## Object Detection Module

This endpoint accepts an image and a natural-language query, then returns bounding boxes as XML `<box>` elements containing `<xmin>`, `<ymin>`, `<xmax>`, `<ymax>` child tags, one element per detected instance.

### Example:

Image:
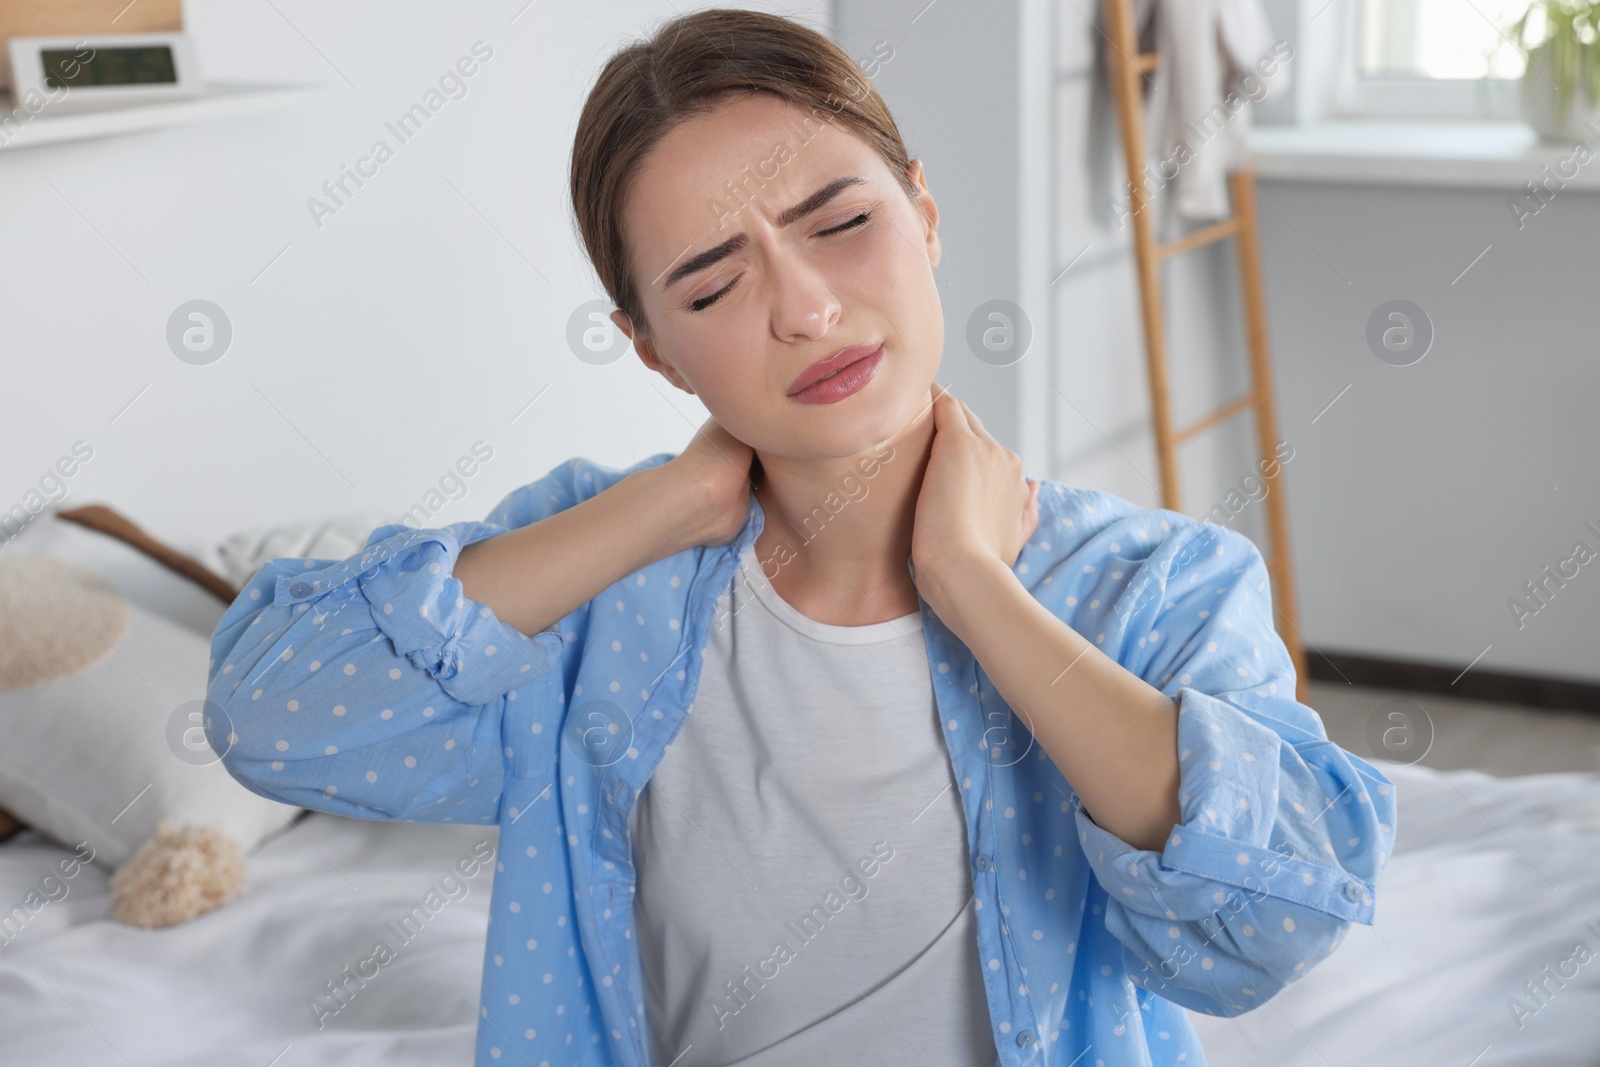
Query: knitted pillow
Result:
<box><xmin>0</xmin><ymin>504</ymin><xmax>304</xmax><ymax>926</ymax></box>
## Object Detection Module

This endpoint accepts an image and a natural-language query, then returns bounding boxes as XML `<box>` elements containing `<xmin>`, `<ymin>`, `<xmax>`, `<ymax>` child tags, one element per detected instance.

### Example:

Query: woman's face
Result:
<box><xmin>612</xmin><ymin>91</ymin><xmax>944</xmax><ymax>460</ymax></box>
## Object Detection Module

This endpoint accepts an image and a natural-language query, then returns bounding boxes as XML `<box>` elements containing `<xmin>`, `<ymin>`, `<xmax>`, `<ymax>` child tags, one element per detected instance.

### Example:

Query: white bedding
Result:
<box><xmin>1188</xmin><ymin>759</ymin><xmax>1600</xmax><ymax>1066</ymax></box>
<box><xmin>0</xmin><ymin>811</ymin><xmax>496</xmax><ymax>1066</ymax></box>
<box><xmin>2</xmin><ymin>758</ymin><xmax>1597</xmax><ymax>1066</ymax></box>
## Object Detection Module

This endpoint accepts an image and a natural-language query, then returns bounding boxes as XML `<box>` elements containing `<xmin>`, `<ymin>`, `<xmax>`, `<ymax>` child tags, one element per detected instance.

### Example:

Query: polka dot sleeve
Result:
<box><xmin>202</xmin><ymin>454</ymin><xmax>680</xmax><ymax>825</ymax></box>
<box><xmin>200</xmin><ymin>453</ymin><xmax>601</xmax><ymax>824</ymax></box>
<box><xmin>351</xmin><ymin>521</ymin><xmax>565</xmax><ymax>707</ymax></box>
<box><xmin>1060</xmin><ymin>517</ymin><xmax>1398</xmax><ymax>1018</ymax></box>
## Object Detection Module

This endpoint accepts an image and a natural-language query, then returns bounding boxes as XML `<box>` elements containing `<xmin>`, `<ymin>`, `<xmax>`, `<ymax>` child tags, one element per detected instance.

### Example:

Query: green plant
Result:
<box><xmin>1510</xmin><ymin>0</ymin><xmax>1600</xmax><ymax>121</ymax></box>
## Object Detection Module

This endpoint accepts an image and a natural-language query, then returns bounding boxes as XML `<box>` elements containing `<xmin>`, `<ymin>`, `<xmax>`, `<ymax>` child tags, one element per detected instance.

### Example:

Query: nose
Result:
<box><xmin>768</xmin><ymin>249</ymin><xmax>839</xmax><ymax>342</ymax></box>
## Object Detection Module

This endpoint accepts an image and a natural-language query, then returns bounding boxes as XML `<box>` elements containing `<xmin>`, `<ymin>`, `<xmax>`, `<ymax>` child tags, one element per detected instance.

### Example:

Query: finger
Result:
<box><xmin>958</xmin><ymin>396</ymin><xmax>1005</xmax><ymax>449</ymax></box>
<box><xmin>933</xmin><ymin>386</ymin><xmax>971</xmax><ymax>434</ymax></box>
<box><xmin>962</xmin><ymin>400</ymin><xmax>998</xmax><ymax>444</ymax></box>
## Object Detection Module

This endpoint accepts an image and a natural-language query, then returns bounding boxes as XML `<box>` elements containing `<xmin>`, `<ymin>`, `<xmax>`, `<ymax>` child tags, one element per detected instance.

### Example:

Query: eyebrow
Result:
<box><xmin>661</xmin><ymin>175</ymin><xmax>867</xmax><ymax>290</ymax></box>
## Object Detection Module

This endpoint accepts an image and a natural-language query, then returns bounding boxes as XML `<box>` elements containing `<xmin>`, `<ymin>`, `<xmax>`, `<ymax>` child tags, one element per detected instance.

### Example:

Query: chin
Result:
<box><xmin>799</xmin><ymin>388</ymin><xmax>919</xmax><ymax>458</ymax></box>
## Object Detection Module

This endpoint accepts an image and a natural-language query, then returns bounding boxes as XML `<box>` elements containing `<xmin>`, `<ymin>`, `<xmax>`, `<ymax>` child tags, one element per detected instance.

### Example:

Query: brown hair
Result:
<box><xmin>569</xmin><ymin>8</ymin><xmax>920</xmax><ymax>339</ymax></box>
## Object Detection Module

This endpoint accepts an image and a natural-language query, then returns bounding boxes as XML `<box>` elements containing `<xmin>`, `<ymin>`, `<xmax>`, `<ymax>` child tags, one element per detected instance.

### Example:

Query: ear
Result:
<box><xmin>906</xmin><ymin>158</ymin><xmax>941</xmax><ymax>272</ymax></box>
<box><xmin>611</xmin><ymin>309</ymin><xmax>696</xmax><ymax>395</ymax></box>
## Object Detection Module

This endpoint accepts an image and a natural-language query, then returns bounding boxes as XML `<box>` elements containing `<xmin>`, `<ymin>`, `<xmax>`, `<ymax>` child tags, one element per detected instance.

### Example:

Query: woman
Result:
<box><xmin>207</xmin><ymin>9</ymin><xmax>1396</xmax><ymax>1066</ymax></box>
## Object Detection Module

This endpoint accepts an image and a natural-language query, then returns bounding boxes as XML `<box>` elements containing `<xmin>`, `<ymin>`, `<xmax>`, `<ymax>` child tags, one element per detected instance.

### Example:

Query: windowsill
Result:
<box><xmin>1246</xmin><ymin>119</ymin><xmax>1600</xmax><ymax>191</ymax></box>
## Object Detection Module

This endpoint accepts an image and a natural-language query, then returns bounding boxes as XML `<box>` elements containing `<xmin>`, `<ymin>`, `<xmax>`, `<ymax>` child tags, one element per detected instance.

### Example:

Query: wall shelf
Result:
<box><xmin>0</xmin><ymin>81</ymin><xmax>332</xmax><ymax>153</ymax></box>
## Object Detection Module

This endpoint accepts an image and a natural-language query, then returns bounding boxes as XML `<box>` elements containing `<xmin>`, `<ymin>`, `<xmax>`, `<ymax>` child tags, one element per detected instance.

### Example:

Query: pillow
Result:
<box><xmin>0</xmin><ymin>505</ymin><xmax>245</xmax><ymax>839</ymax></box>
<box><xmin>0</xmin><ymin>554</ymin><xmax>302</xmax><ymax>923</ymax></box>
<box><xmin>0</xmin><ymin>506</ymin><xmax>304</xmax><ymax>927</ymax></box>
<box><xmin>215</xmin><ymin>512</ymin><xmax>396</xmax><ymax>590</ymax></box>
<box><xmin>2</xmin><ymin>505</ymin><xmax>237</xmax><ymax>639</ymax></box>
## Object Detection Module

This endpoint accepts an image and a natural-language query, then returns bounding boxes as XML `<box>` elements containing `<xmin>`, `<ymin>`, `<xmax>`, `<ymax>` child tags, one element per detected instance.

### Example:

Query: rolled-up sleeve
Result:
<box><xmin>283</xmin><ymin>521</ymin><xmax>563</xmax><ymax>706</ymax></box>
<box><xmin>1065</xmin><ymin>515</ymin><xmax>1397</xmax><ymax>1018</ymax></box>
<box><xmin>205</xmin><ymin>519</ymin><xmax>565</xmax><ymax>825</ymax></box>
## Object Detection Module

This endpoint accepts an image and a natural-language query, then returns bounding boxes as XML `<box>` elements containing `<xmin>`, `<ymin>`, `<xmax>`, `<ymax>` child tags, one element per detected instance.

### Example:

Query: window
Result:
<box><xmin>1335</xmin><ymin>0</ymin><xmax>1534</xmax><ymax>118</ymax></box>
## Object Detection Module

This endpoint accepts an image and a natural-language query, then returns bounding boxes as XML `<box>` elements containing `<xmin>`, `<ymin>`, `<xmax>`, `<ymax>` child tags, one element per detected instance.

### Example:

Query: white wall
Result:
<box><xmin>0</xmin><ymin>0</ymin><xmax>828</xmax><ymax>554</ymax></box>
<box><xmin>1254</xmin><ymin>177</ymin><xmax>1600</xmax><ymax>685</ymax></box>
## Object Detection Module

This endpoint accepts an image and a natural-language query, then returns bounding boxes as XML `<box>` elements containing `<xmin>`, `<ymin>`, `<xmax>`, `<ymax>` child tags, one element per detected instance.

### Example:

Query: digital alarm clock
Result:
<box><xmin>5</xmin><ymin>32</ymin><xmax>203</xmax><ymax>113</ymax></box>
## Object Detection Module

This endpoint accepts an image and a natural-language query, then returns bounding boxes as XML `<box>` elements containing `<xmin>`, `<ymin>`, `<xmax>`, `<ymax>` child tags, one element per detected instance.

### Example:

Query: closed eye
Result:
<box><xmin>686</xmin><ymin>212</ymin><xmax>873</xmax><ymax>313</ymax></box>
<box><xmin>818</xmin><ymin>211</ymin><xmax>871</xmax><ymax>236</ymax></box>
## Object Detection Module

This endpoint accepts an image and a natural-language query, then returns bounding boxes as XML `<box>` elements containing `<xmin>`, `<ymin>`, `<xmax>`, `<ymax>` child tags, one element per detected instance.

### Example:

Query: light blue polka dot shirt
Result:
<box><xmin>206</xmin><ymin>451</ymin><xmax>1397</xmax><ymax>1067</ymax></box>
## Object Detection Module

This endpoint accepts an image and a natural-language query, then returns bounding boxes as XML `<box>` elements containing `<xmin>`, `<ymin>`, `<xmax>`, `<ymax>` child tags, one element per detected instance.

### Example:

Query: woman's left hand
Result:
<box><xmin>911</xmin><ymin>382</ymin><xmax>1041</xmax><ymax>604</ymax></box>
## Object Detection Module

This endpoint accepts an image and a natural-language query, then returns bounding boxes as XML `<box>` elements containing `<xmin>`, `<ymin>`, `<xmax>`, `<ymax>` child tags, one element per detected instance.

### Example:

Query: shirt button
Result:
<box><xmin>975</xmin><ymin>853</ymin><xmax>994</xmax><ymax>872</ymax></box>
<box><xmin>1016</xmin><ymin>1029</ymin><xmax>1036</xmax><ymax>1047</ymax></box>
<box><xmin>1342</xmin><ymin>881</ymin><xmax>1362</xmax><ymax>902</ymax></box>
<box><xmin>290</xmin><ymin>582</ymin><xmax>311</xmax><ymax>597</ymax></box>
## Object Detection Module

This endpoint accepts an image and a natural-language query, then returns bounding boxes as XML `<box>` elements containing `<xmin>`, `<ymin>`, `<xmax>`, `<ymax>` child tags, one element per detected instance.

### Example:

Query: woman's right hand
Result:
<box><xmin>660</xmin><ymin>416</ymin><xmax>756</xmax><ymax>548</ymax></box>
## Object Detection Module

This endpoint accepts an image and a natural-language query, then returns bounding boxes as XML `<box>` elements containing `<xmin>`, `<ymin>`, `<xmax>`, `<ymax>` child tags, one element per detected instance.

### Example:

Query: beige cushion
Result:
<box><xmin>0</xmin><ymin>507</ymin><xmax>301</xmax><ymax>868</ymax></box>
<box><xmin>0</xmin><ymin>577</ymin><xmax>300</xmax><ymax>868</ymax></box>
<box><xmin>0</xmin><ymin>555</ymin><xmax>128</xmax><ymax>690</ymax></box>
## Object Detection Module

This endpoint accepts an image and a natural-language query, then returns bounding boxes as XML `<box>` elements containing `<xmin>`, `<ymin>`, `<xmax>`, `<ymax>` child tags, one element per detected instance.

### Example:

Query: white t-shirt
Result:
<box><xmin>628</xmin><ymin>543</ymin><xmax>998</xmax><ymax>1067</ymax></box>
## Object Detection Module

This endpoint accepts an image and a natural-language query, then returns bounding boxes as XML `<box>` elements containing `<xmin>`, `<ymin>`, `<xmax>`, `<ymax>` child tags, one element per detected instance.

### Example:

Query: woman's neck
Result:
<box><xmin>749</xmin><ymin>409</ymin><xmax>935</xmax><ymax>626</ymax></box>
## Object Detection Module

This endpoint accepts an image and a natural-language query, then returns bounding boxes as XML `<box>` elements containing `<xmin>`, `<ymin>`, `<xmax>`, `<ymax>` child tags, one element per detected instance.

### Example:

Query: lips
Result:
<box><xmin>787</xmin><ymin>342</ymin><xmax>883</xmax><ymax>396</ymax></box>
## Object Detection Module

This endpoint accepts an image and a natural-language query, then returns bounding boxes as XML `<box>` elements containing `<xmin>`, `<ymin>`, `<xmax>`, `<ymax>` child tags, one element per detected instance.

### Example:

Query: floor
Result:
<box><xmin>1306</xmin><ymin>678</ymin><xmax>1600</xmax><ymax>778</ymax></box>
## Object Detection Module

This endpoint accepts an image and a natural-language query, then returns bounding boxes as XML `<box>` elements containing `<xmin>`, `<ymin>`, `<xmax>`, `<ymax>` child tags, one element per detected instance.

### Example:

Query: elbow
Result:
<box><xmin>206</xmin><ymin>616</ymin><xmax>293</xmax><ymax>761</ymax></box>
<box><xmin>1101</xmin><ymin>887</ymin><xmax>1353</xmax><ymax>1020</ymax></box>
<box><xmin>201</xmin><ymin>694</ymin><xmax>300</xmax><ymax>811</ymax></box>
<box><xmin>204</xmin><ymin>595</ymin><xmax>366</xmax><ymax>774</ymax></box>
<box><xmin>1202</xmin><ymin>934</ymin><xmax>1342</xmax><ymax>1019</ymax></box>
<box><xmin>1134</xmin><ymin>951</ymin><xmax>1304</xmax><ymax>1020</ymax></box>
<box><xmin>1142</xmin><ymin>899</ymin><xmax>1352</xmax><ymax>1018</ymax></box>
<box><xmin>1219</xmin><ymin>900</ymin><xmax>1351</xmax><ymax>1011</ymax></box>
<box><xmin>202</xmin><ymin>663</ymin><xmax>291</xmax><ymax>799</ymax></box>
<box><xmin>1128</xmin><ymin>957</ymin><xmax>1267</xmax><ymax>1019</ymax></box>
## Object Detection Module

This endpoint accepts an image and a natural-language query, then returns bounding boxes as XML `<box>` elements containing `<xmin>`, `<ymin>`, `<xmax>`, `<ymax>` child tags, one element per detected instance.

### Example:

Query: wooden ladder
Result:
<box><xmin>1099</xmin><ymin>0</ymin><xmax>1309</xmax><ymax>705</ymax></box>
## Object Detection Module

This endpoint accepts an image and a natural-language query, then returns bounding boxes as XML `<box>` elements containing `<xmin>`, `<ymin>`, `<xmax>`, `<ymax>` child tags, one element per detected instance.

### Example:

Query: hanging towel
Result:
<box><xmin>1130</xmin><ymin>0</ymin><xmax>1291</xmax><ymax>221</ymax></box>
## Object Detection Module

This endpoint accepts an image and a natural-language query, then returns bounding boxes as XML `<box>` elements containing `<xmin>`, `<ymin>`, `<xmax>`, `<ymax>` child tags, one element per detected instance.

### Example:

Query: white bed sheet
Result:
<box><xmin>2</xmin><ymin>759</ymin><xmax>1598</xmax><ymax>1066</ymax></box>
<box><xmin>1187</xmin><ymin>758</ymin><xmax>1600</xmax><ymax>1066</ymax></box>
<box><xmin>0</xmin><ymin>811</ymin><xmax>498</xmax><ymax>1066</ymax></box>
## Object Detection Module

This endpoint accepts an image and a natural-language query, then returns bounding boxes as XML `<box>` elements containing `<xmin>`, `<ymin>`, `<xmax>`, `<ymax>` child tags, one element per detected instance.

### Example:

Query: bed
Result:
<box><xmin>1189</xmin><ymin>758</ymin><xmax>1600</xmax><ymax>1066</ymax></box>
<box><xmin>4</xmin><ymin>755</ymin><xmax>1598</xmax><ymax>1066</ymax></box>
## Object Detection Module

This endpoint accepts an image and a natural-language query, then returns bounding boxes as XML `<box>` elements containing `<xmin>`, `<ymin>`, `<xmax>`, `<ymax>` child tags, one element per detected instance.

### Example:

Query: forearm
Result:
<box><xmin>924</xmin><ymin>556</ymin><xmax>1183</xmax><ymax>852</ymax></box>
<box><xmin>456</xmin><ymin>466</ymin><xmax>703</xmax><ymax>638</ymax></box>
